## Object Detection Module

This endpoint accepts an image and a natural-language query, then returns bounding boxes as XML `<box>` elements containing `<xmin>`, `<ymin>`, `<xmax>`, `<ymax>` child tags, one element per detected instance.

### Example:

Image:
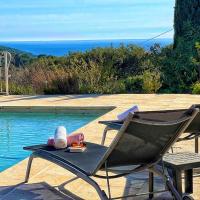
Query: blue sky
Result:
<box><xmin>0</xmin><ymin>0</ymin><xmax>175</xmax><ymax>41</ymax></box>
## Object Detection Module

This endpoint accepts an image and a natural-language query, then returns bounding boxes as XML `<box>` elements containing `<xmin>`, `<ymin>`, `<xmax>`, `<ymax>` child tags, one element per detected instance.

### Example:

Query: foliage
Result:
<box><xmin>0</xmin><ymin>81</ymin><xmax>34</xmax><ymax>95</ymax></box>
<box><xmin>5</xmin><ymin>43</ymin><xmax>199</xmax><ymax>95</ymax></box>
<box><xmin>44</xmin><ymin>71</ymin><xmax>79</xmax><ymax>94</ymax></box>
<box><xmin>0</xmin><ymin>46</ymin><xmax>35</xmax><ymax>67</ymax></box>
<box><xmin>174</xmin><ymin>0</ymin><xmax>200</xmax><ymax>49</ymax></box>
<box><xmin>142</xmin><ymin>70</ymin><xmax>162</xmax><ymax>93</ymax></box>
<box><xmin>192</xmin><ymin>82</ymin><xmax>200</xmax><ymax>94</ymax></box>
<box><xmin>165</xmin><ymin>0</ymin><xmax>200</xmax><ymax>93</ymax></box>
<box><xmin>124</xmin><ymin>76</ymin><xmax>143</xmax><ymax>93</ymax></box>
<box><xmin>71</xmin><ymin>60</ymin><xmax>125</xmax><ymax>94</ymax></box>
<box><xmin>9</xmin><ymin>83</ymin><xmax>34</xmax><ymax>95</ymax></box>
<box><xmin>159</xmin><ymin>44</ymin><xmax>198</xmax><ymax>93</ymax></box>
<box><xmin>192</xmin><ymin>42</ymin><xmax>200</xmax><ymax>81</ymax></box>
<box><xmin>1</xmin><ymin>41</ymin><xmax>200</xmax><ymax>95</ymax></box>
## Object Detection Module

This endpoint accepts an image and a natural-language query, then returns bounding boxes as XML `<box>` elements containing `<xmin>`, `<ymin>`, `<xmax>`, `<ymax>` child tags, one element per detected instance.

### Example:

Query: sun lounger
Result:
<box><xmin>99</xmin><ymin>104</ymin><xmax>200</xmax><ymax>153</ymax></box>
<box><xmin>99</xmin><ymin>106</ymin><xmax>200</xmax><ymax>199</ymax></box>
<box><xmin>23</xmin><ymin>108</ymin><xmax>198</xmax><ymax>200</ymax></box>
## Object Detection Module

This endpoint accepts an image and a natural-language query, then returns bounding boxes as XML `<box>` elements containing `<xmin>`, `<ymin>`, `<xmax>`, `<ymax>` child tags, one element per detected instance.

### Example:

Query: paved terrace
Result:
<box><xmin>0</xmin><ymin>94</ymin><xmax>200</xmax><ymax>199</ymax></box>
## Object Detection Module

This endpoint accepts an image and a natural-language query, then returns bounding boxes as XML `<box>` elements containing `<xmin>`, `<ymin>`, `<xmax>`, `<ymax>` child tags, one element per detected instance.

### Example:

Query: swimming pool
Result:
<box><xmin>0</xmin><ymin>111</ymin><xmax>103</xmax><ymax>172</ymax></box>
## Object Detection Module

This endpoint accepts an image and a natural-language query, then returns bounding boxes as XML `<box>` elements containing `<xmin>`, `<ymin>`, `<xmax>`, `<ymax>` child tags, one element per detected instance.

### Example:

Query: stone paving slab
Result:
<box><xmin>0</xmin><ymin>182</ymin><xmax>70</xmax><ymax>200</ymax></box>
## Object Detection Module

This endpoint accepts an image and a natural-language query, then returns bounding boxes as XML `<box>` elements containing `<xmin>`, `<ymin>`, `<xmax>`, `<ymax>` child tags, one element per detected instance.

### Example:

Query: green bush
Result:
<box><xmin>44</xmin><ymin>74</ymin><xmax>79</xmax><ymax>94</ymax></box>
<box><xmin>142</xmin><ymin>70</ymin><xmax>162</xmax><ymax>93</ymax></box>
<box><xmin>7</xmin><ymin>41</ymin><xmax>200</xmax><ymax>94</ymax></box>
<box><xmin>71</xmin><ymin>61</ymin><xmax>125</xmax><ymax>94</ymax></box>
<box><xmin>0</xmin><ymin>81</ymin><xmax>34</xmax><ymax>95</ymax></box>
<box><xmin>98</xmin><ymin>79</ymin><xmax>126</xmax><ymax>94</ymax></box>
<box><xmin>9</xmin><ymin>83</ymin><xmax>35</xmax><ymax>95</ymax></box>
<box><xmin>159</xmin><ymin>44</ymin><xmax>199</xmax><ymax>93</ymax></box>
<box><xmin>192</xmin><ymin>82</ymin><xmax>200</xmax><ymax>94</ymax></box>
<box><xmin>124</xmin><ymin>76</ymin><xmax>143</xmax><ymax>93</ymax></box>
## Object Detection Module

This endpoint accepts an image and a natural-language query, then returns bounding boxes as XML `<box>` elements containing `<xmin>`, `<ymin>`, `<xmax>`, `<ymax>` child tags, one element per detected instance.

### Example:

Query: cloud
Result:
<box><xmin>0</xmin><ymin>0</ymin><xmax>174</xmax><ymax>41</ymax></box>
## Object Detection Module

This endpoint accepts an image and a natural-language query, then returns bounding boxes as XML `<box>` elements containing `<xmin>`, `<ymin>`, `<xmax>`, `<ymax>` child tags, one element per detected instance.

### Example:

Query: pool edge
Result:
<box><xmin>0</xmin><ymin>106</ymin><xmax>116</xmax><ymax>114</ymax></box>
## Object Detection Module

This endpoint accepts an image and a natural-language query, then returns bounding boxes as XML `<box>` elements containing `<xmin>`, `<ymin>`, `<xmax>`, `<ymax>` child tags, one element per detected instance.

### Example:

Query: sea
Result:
<box><xmin>0</xmin><ymin>39</ymin><xmax>172</xmax><ymax>56</ymax></box>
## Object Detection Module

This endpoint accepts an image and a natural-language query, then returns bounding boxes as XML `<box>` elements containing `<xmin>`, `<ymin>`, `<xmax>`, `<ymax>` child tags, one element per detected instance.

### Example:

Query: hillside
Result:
<box><xmin>0</xmin><ymin>45</ymin><xmax>35</xmax><ymax>67</ymax></box>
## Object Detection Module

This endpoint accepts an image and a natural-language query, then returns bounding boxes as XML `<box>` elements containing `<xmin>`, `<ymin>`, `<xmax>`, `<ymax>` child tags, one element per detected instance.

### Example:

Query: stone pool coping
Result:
<box><xmin>0</xmin><ymin>106</ymin><xmax>115</xmax><ymax>114</ymax></box>
<box><xmin>0</xmin><ymin>94</ymin><xmax>200</xmax><ymax>199</ymax></box>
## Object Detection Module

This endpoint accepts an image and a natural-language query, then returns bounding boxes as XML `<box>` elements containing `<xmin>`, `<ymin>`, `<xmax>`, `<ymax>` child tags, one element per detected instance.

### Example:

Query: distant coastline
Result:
<box><xmin>0</xmin><ymin>38</ymin><xmax>172</xmax><ymax>56</ymax></box>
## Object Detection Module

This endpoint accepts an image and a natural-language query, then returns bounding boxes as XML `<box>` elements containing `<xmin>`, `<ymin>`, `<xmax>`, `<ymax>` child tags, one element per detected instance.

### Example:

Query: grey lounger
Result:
<box><xmin>23</xmin><ymin>108</ymin><xmax>198</xmax><ymax>200</ymax></box>
<box><xmin>100</xmin><ymin>104</ymin><xmax>200</xmax><ymax>153</ymax></box>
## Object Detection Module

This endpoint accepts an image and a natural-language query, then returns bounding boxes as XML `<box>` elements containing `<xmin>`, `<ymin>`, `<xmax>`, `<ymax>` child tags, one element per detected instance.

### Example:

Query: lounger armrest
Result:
<box><xmin>100</xmin><ymin>121</ymin><xmax>123</xmax><ymax>145</ymax></box>
<box><xmin>99</xmin><ymin>120</ymin><xmax>123</xmax><ymax>130</ymax></box>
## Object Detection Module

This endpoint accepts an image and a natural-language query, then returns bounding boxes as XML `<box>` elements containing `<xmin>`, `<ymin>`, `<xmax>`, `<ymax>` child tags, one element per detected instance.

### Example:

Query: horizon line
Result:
<box><xmin>0</xmin><ymin>37</ymin><xmax>173</xmax><ymax>43</ymax></box>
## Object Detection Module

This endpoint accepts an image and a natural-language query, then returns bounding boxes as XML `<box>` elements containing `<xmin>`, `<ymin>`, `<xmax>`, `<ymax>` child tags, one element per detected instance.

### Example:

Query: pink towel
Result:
<box><xmin>67</xmin><ymin>133</ymin><xmax>84</xmax><ymax>146</ymax></box>
<box><xmin>47</xmin><ymin>133</ymin><xmax>84</xmax><ymax>147</ymax></box>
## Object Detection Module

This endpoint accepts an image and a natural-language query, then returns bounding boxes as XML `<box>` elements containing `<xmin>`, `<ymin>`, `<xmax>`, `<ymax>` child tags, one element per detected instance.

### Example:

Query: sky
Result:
<box><xmin>0</xmin><ymin>0</ymin><xmax>175</xmax><ymax>41</ymax></box>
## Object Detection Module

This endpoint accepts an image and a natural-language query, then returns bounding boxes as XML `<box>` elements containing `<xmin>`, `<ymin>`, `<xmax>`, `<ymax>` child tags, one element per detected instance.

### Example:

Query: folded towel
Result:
<box><xmin>47</xmin><ymin>133</ymin><xmax>84</xmax><ymax>147</ymax></box>
<box><xmin>117</xmin><ymin>105</ymin><xmax>139</xmax><ymax>121</ymax></box>
<box><xmin>54</xmin><ymin>126</ymin><xmax>67</xmax><ymax>149</ymax></box>
<box><xmin>67</xmin><ymin>133</ymin><xmax>84</xmax><ymax>146</ymax></box>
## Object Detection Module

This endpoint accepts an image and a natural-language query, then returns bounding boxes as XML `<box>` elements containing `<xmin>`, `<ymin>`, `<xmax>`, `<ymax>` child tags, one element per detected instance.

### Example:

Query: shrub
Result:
<box><xmin>9</xmin><ymin>83</ymin><xmax>35</xmax><ymax>95</ymax></box>
<box><xmin>44</xmin><ymin>72</ymin><xmax>79</xmax><ymax>94</ymax></box>
<box><xmin>159</xmin><ymin>44</ymin><xmax>199</xmax><ymax>93</ymax></box>
<box><xmin>192</xmin><ymin>82</ymin><xmax>200</xmax><ymax>94</ymax></box>
<box><xmin>0</xmin><ymin>81</ymin><xmax>34</xmax><ymax>95</ymax></box>
<box><xmin>142</xmin><ymin>70</ymin><xmax>162</xmax><ymax>93</ymax></box>
<box><xmin>71</xmin><ymin>61</ymin><xmax>125</xmax><ymax>94</ymax></box>
<box><xmin>98</xmin><ymin>79</ymin><xmax>126</xmax><ymax>94</ymax></box>
<box><xmin>124</xmin><ymin>76</ymin><xmax>143</xmax><ymax>93</ymax></box>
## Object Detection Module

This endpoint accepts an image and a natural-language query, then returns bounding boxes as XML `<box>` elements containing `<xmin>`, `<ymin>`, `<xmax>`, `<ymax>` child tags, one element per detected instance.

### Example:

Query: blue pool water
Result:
<box><xmin>0</xmin><ymin>112</ymin><xmax>101</xmax><ymax>172</ymax></box>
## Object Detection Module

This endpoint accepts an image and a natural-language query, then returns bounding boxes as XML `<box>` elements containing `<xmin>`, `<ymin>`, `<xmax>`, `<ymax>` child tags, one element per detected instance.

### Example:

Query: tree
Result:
<box><xmin>174</xmin><ymin>0</ymin><xmax>200</xmax><ymax>50</ymax></box>
<box><xmin>161</xmin><ymin>0</ymin><xmax>200</xmax><ymax>92</ymax></box>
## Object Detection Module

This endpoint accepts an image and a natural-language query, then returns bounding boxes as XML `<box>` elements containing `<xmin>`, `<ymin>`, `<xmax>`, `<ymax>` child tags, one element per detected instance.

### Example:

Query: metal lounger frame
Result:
<box><xmin>24</xmin><ymin>108</ymin><xmax>199</xmax><ymax>200</ymax></box>
<box><xmin>101</xmin><ymin>105</ymin><xmax>200</xmax><ymax>153</ymax></box>
<box><xmin>25</xmin><ymin>151</ymin><xmax>181</xmax><ymax>200</ymax></box>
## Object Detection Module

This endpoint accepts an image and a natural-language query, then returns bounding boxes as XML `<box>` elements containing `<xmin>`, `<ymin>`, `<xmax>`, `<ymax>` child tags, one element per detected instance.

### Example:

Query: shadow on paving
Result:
<box><xmin>0</xmin><ymin>94</ymin><xmax>104</xmax><ymax>103</ymax></box>
<box><xmin>58</xmin><ymin>172</ymin><xmax>173</xmax><ymax>200</ymax></box>
<box><xmin>0</xmin><ymin>182</ymin><xmax>76</xmax><ymax>200</ymax></box>
<box><xmin>0</xmin><ymin>172</ymin><xmax>174</xmax><ymax>200</ymax></box>
<box><xmin>122</xmin><ymin>171</ymin><xmax>173</xmax><ymax>200</ymax></box>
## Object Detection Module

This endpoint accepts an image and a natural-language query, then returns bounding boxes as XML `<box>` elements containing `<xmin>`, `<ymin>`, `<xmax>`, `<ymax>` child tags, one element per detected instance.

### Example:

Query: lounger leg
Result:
<box><xmin>195</xmin><ymin>136</ymin><xmax>199</xmax><ymax>153</ymax></box>
<box><xmin>34</xmin><ymin>151</ymin><xmax>109</xmax><ymax>200</ymax></box>
<box><xmin>101</xmin><ymin>127</ymin><xmax>109</xmax><ymax>145</ymax></box>
<box><xmin>105</xmin><ymin>162</ymin><xmax>111</xmax><ymax>199</ymax></box>
<box><xmin>25</xmin><ymin>154</ymin><xmax>34</xmax><ymax>183</ymax></box>
<box><xmin>151</xmin><ymin>164</ymin><xmax>182</xmax><ymax>200</ymax></box>
<box><xmin>166</xmin><ymin>178</ymin><xmax>182</xmax><ymax>200</ymax></box>
<box><xmin>164</xmin><ymin>167</ymin><xmax>182</xmax><ymax>200</ymax></box>
<box><xmin>149</xmin><ymin>172</ymin><xmax>154</xmax><ymax>199</ymax></box>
